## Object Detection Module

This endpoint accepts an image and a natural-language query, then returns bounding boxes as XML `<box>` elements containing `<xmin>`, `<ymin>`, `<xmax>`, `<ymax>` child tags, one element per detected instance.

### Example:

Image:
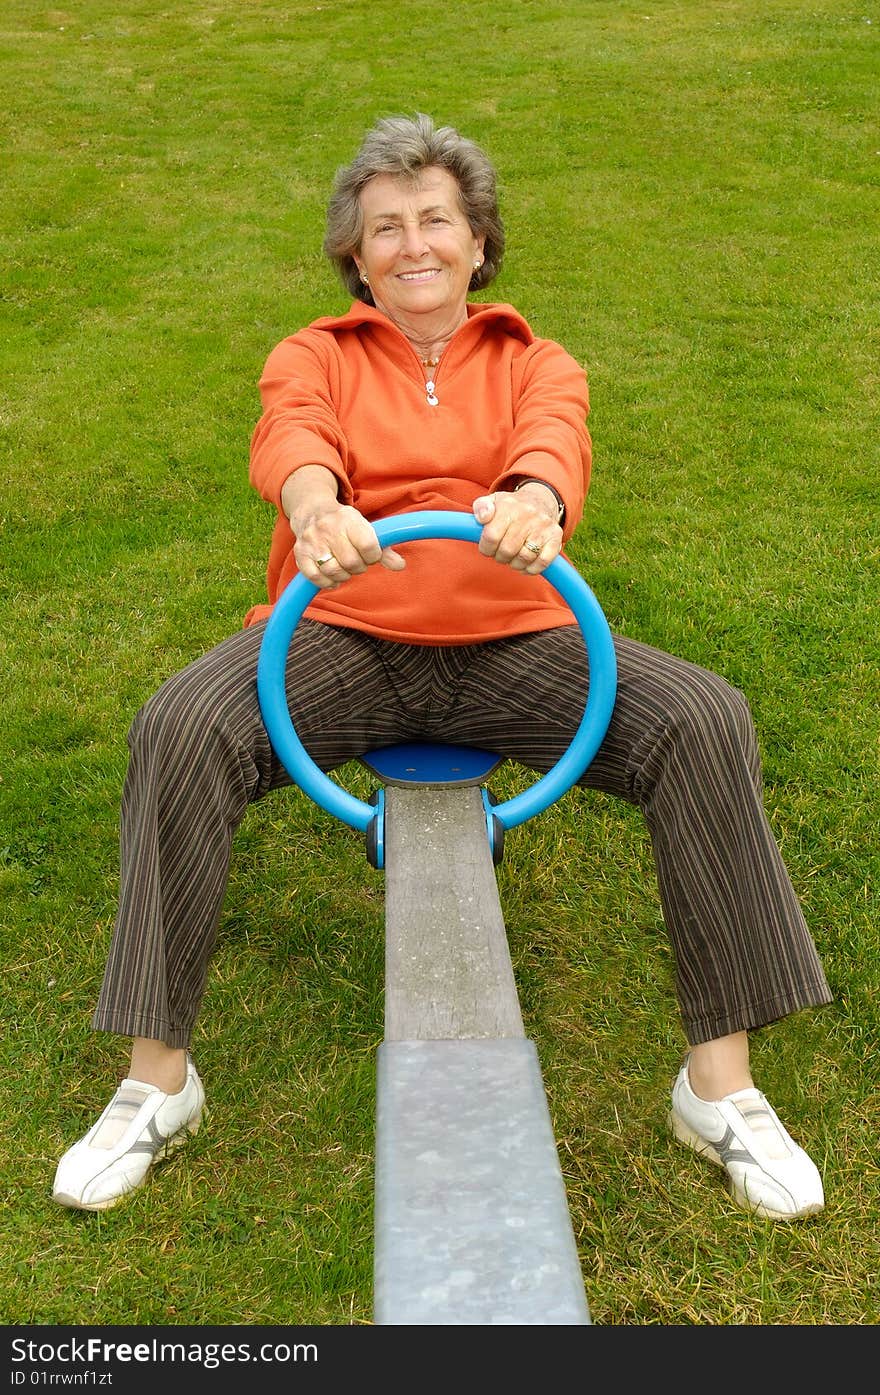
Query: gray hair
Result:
<box><xmin>323</xmin><ymin>113</ymin><xmax>505</xmax><ymax>303</ymax></box>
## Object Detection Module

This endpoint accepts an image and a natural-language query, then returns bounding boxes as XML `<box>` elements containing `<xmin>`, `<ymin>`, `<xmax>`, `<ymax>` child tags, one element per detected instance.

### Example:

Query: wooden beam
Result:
<box><xmin>382</xmin><ymin>785</ymin><xmax>524</xmax><ymax>1041</ymax></box>
<box><xmin>374</xmin><ymin>781</ymin><xmax>591</xmax><ymax>1325</ymax></box>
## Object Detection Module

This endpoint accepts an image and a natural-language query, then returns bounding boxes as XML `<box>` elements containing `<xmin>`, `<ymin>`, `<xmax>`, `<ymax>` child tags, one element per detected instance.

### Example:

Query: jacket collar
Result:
<box><xmin>308</xmin><ymin>299</ymin><xmax>536</xmax><ymax>348</ymax></box>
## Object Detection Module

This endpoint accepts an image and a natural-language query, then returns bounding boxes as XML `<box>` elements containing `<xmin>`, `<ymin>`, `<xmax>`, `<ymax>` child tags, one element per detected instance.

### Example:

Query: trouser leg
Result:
<box><xmin>435</xmin><ymin>627</ymin><xmax>832</xmax><ymax>1044</ymax></box>
<box><xmin>93</xmin><ymin>620</ymin><xmax>409</xmax><ymax>1046</ymax></box>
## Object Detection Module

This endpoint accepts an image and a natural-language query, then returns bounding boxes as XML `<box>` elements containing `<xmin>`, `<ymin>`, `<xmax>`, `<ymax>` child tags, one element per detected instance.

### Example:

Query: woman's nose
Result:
<box><xmin>400</xmin><ymin>224</ymin><xmax>429</xmax><ymax>257</ymax></box>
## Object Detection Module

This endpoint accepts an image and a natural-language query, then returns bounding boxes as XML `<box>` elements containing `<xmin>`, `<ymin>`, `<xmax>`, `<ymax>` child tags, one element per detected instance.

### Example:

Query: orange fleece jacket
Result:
<box><xmin>246</xmin><ymin>300</ymin><xmax>591</xmax><ymax>644</ymax></box>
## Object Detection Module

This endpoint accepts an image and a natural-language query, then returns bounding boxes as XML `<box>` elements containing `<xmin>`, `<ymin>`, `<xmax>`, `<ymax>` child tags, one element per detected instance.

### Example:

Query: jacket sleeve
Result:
<box><xmin>493</xmin><ymin>339</ymin><xmax>592</xmax><ymax>542</ymax></box>
<box><xmin>249</xmin><ymin>331</ymin><xmax>355</xmax><ymax>509</ymax></box>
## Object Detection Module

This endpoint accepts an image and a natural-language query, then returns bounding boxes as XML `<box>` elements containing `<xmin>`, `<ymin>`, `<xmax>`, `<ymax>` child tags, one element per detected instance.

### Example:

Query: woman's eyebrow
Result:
<box><xmin>369</xmin><ymin>203</ymin><xmax>450</xmax><ymax>223</ymax></box>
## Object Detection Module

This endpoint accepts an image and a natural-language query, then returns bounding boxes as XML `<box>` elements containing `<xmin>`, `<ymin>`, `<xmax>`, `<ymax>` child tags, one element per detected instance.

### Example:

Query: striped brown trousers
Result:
<box><xmin>93</xmin><ymin>619</ymin><xmax>831</xmax><ymax>1048</ymax></box>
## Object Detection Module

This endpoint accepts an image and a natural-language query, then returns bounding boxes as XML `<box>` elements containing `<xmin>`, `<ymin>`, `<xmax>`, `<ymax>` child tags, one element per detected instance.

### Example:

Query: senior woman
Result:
<box><xmin>54</xmin><ymin>114</ymin><xmax>831</xmax><ymax>1220</ymax></box>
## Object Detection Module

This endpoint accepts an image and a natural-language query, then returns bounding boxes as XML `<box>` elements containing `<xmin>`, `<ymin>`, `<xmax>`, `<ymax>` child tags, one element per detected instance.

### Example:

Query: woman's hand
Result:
<box><xmin>473</xmin><ymin>483</ymin><xmax>563</xmax><ymax>574</ymax></box>
<box><xmin>283</xmin><ymin>467</ymin><xmax>405</xmax><ymax>590</ymax></box>
<box><xmin>294</xmin><ymin>502</ymin><xmax>407</xmax><ymax>590</ymax></box>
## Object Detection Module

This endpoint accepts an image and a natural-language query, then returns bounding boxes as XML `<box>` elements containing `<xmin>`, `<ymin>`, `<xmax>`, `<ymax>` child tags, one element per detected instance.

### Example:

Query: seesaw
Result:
<box><xmin>257</xmin><ymin>510</ymin><xmax>617</xmax><ymax>1325</ymax></box>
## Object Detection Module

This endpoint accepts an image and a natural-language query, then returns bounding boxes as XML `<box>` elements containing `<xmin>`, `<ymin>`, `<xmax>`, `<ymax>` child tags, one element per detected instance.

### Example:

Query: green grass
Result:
<box><xmin>2</xmin><ymin>0</ymin><xmax>878</xmax><ymax>1327</ymax></box>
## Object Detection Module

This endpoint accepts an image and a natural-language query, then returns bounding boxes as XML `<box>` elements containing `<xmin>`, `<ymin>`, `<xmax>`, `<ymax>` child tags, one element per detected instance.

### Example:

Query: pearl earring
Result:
<box><xmin>360</xmin><ymin>271</ymin><xmax>369</xmax><ymax>284</ymax></box>
<box><xmin>474</xmin><ymin>259</ymin><xmax>482</xmax><ymax>270</ymax></box>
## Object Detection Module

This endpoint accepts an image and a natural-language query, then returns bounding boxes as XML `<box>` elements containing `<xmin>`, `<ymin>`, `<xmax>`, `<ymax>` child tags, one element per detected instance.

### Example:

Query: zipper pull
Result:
<box><xmin>425</xmin><ymin>378</ymin><xmax>439</xmax><ymax>407</ymax></box>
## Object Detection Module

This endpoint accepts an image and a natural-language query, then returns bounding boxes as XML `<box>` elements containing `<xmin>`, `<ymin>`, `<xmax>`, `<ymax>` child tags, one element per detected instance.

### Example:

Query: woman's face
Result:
<box><xmin>354</xmin><ymin>167</ymin><xmax>485</xmax><ymax>328</ymax></box>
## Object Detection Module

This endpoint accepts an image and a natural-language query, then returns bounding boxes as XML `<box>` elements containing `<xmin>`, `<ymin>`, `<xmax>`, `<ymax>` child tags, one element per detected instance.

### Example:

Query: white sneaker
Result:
<box><xmin>669</xmin><ymin>1058</ymin><xmax>824</xmax><ymax>1220</ymax></box>
<box><xmin>53</xmin><ymin>1058</ymin><xmax>205</xmax><ymax>1211</ymax></box>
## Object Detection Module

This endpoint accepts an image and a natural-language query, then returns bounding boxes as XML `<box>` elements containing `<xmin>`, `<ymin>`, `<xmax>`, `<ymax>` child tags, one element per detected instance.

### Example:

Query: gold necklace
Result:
<box><xmin>419</xmin><ymin>355</ymin><xmax>441</xmax><ymax>368</ymax></box>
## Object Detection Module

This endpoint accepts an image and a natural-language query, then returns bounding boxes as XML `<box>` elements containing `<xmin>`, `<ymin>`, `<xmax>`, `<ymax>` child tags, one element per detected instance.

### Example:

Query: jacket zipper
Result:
<box><xmin>414</xmin><ymin>348</ymin><xmax>441</xmax><ymax>406</ymax></box>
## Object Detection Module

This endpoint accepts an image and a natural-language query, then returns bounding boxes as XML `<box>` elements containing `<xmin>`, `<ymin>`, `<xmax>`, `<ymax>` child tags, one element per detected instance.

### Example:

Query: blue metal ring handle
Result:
<box><xmin>257</xmin><ymin>510</ymin><xmax>617</xmax><ymax>834</ymax></box>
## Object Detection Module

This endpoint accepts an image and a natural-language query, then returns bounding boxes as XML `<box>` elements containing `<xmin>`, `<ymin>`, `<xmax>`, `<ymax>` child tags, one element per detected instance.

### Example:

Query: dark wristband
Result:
<box><xmin>513</xmin><ymin>478</ymin><xmax>565</xmax><ymax>525</ymax></box>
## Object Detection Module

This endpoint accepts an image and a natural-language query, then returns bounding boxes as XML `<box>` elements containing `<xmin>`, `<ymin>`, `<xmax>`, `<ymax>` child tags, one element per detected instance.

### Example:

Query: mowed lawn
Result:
<box><xmin>1</xmin><ymin>0</ymin><xmax>877</xmax><ymax>1327</ymax></box>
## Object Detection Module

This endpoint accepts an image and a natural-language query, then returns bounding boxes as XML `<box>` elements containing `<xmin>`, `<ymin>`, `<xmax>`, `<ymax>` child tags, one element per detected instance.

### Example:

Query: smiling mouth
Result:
<box><xmin>397</xmin><ymin>268</ymin><xmax>441</xmax><ymax>282</ymax></box>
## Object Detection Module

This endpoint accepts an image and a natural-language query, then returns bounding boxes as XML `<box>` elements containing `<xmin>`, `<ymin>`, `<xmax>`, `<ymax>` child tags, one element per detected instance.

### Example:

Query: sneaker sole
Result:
<box><xmin>667</xmin><ymin>1108</ymin><xmax>823</xmax><ymax>1222</ymax></box>
<box><xmin>52</xmin><ymin>1112</ymin><xmax>203</xmax><ymax>1212</ymax></box>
